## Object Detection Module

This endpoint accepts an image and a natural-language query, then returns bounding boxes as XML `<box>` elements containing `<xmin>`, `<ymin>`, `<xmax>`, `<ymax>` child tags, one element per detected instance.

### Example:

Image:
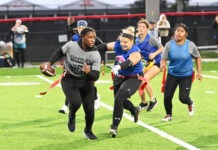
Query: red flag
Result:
<box><xmin>161</xmin><ymin>69</ymin><xmax>167</xmax><ymax>93</ymax></box>
<box><xmin>109</xmin><ymin>72</ymin><xmax>114</xmax><ymax>90</ymax></box>
<box><xmin>39</xmin><ymin>73</ymin><xmax>64</xmax><ymax>95</ymax></box>
<box><xmin>138</xmin><ymin>75</ymin><xmax>148</xmax><ymax>96</ymax></box>
<box><xmin>192</xmin><ymin>70</ymin><xmax>195</xmax><ymax>83</ymax></box>
<box><xmin>101</xmin><ymin>61</ymin><xmax>105</xmax><ymax>76</ymax></box>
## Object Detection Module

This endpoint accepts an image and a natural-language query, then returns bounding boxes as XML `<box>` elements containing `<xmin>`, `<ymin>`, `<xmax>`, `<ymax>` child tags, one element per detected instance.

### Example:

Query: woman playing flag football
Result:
<box><xmin>40</xmin><ymin>27</ymin><xmax>101</xmax><ymax>140</ymax></box>
<box><xmin>98</xmin><ymin>26</ymin><xmax>143</xmax><ymax>137</ymax></box>
<box><xmin>160</xmin><ymin>23</ymin><xmax>202</xmax><ymax>122</ymax></box>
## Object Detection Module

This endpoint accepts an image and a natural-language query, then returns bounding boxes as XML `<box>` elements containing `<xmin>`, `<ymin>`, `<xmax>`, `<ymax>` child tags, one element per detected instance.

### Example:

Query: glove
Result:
<box><xmin>112</xmin><ymin>65</ymin><xmax>121</xmax><ymax>76</ymax></box>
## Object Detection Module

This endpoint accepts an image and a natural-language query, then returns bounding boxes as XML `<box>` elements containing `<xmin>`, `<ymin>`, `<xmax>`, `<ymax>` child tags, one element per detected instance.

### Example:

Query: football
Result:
<box><xmin>39</xmin><ymin>62</ymin><xmax>56</xmax><ymax>77</ymax></box>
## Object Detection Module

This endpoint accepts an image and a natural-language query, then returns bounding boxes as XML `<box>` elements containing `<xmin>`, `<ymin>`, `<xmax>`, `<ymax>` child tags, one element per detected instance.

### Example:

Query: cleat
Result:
<box><xmin>59</xmin><ymin>105</ymin><xmax>69</xmax><ymax>114</ymax></box>
<box><xmin>147</xmin><ymin>99</ymin><xmax>158</xmax><ymax>111</ymax></box>
<box><xmin>133</xmin><ymin>107</ymin><xmax>140</xmax><ymax>123</ymax></box>
<box><xmin>94</xmin><ymin>94</ymin><xmax>101</xmax><ymax>110</ymax></box>
<box><xmin>109</xmin><ymin>129</ymin><xmax>117</xmax><ymax>138</ymax></box>
<box><xmin>84</xmin><ymin>129</ymin><xmax>97</xmax><ymax>140</ymax></box>
<box><xmin>68</xmin><ymin>113</ymin><xmax>75</xmax><ymax>132</ymax></box>
<box><xmin>139</xmin><ymin>102</ymin><xmax>148</xmax><ymax>110</ymax></box>
<box><xmin>188</xmin><ymin>102</ymin><xmax>195</xmax><ymax>116</ymax></box>
<box><xmin>109</xmin><ymin>125</ymin><xmax>117</xmax><ymax>138</ymax></box>
<box><xmin>162</xmin><ymin>115</ymin><xmax>172</xmax><ymax>122</ymax></box>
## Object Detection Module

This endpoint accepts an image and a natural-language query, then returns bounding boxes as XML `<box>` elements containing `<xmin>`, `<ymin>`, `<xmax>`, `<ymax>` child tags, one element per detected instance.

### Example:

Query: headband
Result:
<box><xmin>120</xmin><ymin>33</ymin><xmax>134</xmax><ymax>40</ymax></box>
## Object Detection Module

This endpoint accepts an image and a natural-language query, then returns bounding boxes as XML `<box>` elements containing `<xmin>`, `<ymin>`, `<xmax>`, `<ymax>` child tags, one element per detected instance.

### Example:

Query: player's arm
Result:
<box><xmin>128</xmin><ymin>52</ymin><xmax>141</xmax><ymax>66</ymax></box>
<box><xmin>195</xmin><ymin>56</ymin><xmax>202</xmax><ymax>81</ymax></box>
<box><xmin>97</xmin><ymin>42</ymin><xmax>115</xmax><ymax>51</ymax></box>
<box><xmin>48</xmin><ymin>47</ymin><xmax>65</xmax><ymax>65</ymax></box>
<box><xmin>83</xmin><ymin>52</ymin><xmax>101</xmax><ymax>81</ymax></box>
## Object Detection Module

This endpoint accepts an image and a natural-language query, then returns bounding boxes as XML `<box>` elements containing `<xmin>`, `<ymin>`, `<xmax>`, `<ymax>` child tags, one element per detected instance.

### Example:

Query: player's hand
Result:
<box><xmin>82</xmin><ymin>62</ymin><xmax>91</xmax><ymax>74</ymax></box>
<box><xmin>196</xmin><ymin>73</ymin><xmax>203</xmax><ymax>81</ymax></box>
<box><xmin>112</xmin><ymin>65</ymin><xmax>121</xmax><ymax>76</ymax></box>
<box><xmin>149</xmin><ymin>53</ymin><xmax>156</xmax><ymax>60</ymax></box>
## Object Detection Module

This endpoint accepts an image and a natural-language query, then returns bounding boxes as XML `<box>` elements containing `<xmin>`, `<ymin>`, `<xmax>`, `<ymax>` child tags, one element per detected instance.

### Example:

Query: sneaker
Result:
<box><xmin>147</xmin><ymin>99</ymin><xmax>158</xmax><ymax>111</ymax></box>
<box><xmin>109</xmin><ymin>125</ymin><xmax>117</xmax><ymax>138</ymax></box>
<box><xmin>162</xmin><ymin>115</ymin><xmax>172</xmax><ymax>122</ymax></box>
<box><xmin>188</xmin><ymin>102</ymin><xmax>194</xmax><ymax>116</ymax></box>
<box><xmin>133</xmin><ymin>107</ymin><xmax>140</xmax><ymax>123</ymax></box>
<box><xmin>68</xmin><ymin>113</ymin><xmax>75</xmax><ymax>132</ymax></box>
<box><xmin>59</xmin><ymin>105</ymin><xmax>69</xmax><ymax>114</ymax></box>
<box><xmin>109</xmin><ymin>128</ymin><xmax>117</xmax><ymax>138</ymax></box>
<box><xmin>84</xmin><ymin>129</ymin><xmax>98</xmax><ymax>140</ymax></box>
<box><xmin>94</xmin><ymin>94</ymin><xmax>101</xmax><ymax>110</ymax></box>
<box><xmin>139</xmin><ymin>102</ymin><xmax>148</xmax><ymax>110</ymax></box>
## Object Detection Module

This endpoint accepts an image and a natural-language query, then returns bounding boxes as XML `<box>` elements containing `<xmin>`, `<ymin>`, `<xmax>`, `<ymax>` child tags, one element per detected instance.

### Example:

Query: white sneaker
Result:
<box><xmin>188</xmin><ymin>102</ymin><xmax>194</xmax><ymax>116</ymax></box>
<box><xmin>94</xmin><ymin>94</ymin><xmax>100</xmax><ymax>110</ymax></box>
<box><xmin>59</xmin><ymin>105</ymin><xmax>69</xmax><ymax>114</ymax></box>
<box><xmin>162</xmin><ymin>115</ymin><xmax>172</xmax><ymax>122</ymax></box>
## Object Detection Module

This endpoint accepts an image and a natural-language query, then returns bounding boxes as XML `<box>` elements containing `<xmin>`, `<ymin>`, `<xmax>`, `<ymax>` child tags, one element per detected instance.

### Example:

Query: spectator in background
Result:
<box><xmin>160</xmin><ymin>23</ymin><xmax>202</xmax><ymax>122</ymax></box>
<box><xmin>156</xmin><ymin>14</ymin><xmax>171</xmax><ymax>46</ymax></box>
<box><xmin>11</xmin><ymin>19</ymin><xmax>28</xmax><ymax>68</ymax></box>
<box><xmin>0</xmin><ymin>41</ymin><xmax>14</xmax><ymax>67</ymax></box>
<box><xmin>212</xmin><ymin>15</ymin><xmax>218</xmax><ymax>51</ymax></box>
<box><xmin>148</xmin><ymin>20</ymin><xmax>161</xmax><ymax>43</ymax></box>
<box><xmin>66</xmin><ymin>16</ymin><xmax>77</xmax><ymax>41</ymax></box>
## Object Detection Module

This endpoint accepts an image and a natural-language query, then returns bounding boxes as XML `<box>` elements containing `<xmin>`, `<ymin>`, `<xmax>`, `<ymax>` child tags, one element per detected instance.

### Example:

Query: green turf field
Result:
<box><xmin>0</xmin><ymin>62</ymin><xmax>218</xmax><ymax>150</ymax></box>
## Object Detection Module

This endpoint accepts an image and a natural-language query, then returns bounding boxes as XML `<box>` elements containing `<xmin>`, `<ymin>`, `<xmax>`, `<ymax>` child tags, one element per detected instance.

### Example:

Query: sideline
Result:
<box><xmin>36</xmin><ymin>75</ymin><xmax>200</xmax><ymax>150</ymax></box>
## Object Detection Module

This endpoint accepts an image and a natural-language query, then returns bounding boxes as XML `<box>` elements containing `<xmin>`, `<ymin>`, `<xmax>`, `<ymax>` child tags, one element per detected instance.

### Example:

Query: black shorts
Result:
<box><xmin>154</xmin><ymin>63</ymin><xmax>160</xmax><ymax>68</ymax></box>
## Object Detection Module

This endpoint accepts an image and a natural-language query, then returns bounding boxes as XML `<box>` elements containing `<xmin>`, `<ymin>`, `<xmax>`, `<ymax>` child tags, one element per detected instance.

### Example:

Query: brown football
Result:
<box><xmin>39</xmin><ymin>62</ymin><xmax>56</xmax><ymax>77</ymax></box>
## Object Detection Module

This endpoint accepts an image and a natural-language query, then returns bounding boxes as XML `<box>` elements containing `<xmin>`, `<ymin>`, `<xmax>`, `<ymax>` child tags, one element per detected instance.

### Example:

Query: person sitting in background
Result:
<box><xmin>0</xmin><ymin>41</ymin><xmax>14</xmax><ymax>67</ymax></box>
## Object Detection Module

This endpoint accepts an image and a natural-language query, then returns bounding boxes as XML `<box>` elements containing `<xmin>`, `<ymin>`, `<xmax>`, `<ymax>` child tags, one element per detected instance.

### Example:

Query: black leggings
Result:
<box><xmin>164</xmin><ymin>74</ymin><xmax>193</xmax><ymax>116</ymax></box>
<box><xmin>64</xmin><ymin>86</ymin><xmax>98</xmax><ymax>106</ymax></box>
<box><xmin>61</xmin><ymin>74</ymin><xmax>95</xmax><ymax>132</ymax></box>
<box><xmin>14</xmin><ymin>48</ymin><xmax>25</xmax><ymax>68</ymax></box>
<box><xmin>112</xmin><ymin>76</ymin><xmax>142</xmax><ymax>128</ymax></box>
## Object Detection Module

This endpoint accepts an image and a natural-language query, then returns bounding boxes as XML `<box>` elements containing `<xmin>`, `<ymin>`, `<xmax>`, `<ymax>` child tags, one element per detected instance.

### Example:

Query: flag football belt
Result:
<box><xmin>143</xmin><ymin>60</ymin><xmax>155</xmax><ymax>73</ymax></box>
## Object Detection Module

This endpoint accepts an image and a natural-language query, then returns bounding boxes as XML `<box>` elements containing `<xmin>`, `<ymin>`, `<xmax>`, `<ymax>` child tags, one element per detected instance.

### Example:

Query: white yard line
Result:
<box><xmin>203</xmin><ymin>74</ymin><xmax>218</xmax><ymax>79</ymax></box>
<box><xmin>101</xmin><ymin>102</ymin><xmax>199</xmax><ymax>150</ymax></box>
<box><xmin>36</xmin><ymin>75</ymin><xmax>200</xmax><ymax>150</ymax></box>
<box><xmin>0</xmin><ymin>82</ymin><xmax>40</xmax><ymax>86</ymax></box>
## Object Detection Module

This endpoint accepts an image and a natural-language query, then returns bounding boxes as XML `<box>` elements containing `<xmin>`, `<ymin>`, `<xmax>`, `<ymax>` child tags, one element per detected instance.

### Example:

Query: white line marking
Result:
<box><xmin>205</xmin><ymin>91</ymin><xmax>216</xmax><ymax>94</ymax></box>
<box><xmin>203</xmin><ymin>74</ymin><xmax>218</xmax><ymax>79</ymax></box>
<box><xmin>100</xmin><ymin>102</ymin><xmax>200</xmax><ymax>150</ymax></box>
<box><xmin>36</xmin><ymin>75</ymin><xmax>199</xmax><ymax>150</ymax></box>
<box><xmin>35</xmin><ymin>95</ymin><xmax>42</xmax><ymax>98</ymax></box>
<box><xmin>0</xmin><ymin>82</ymin><xmax>40</xmax><ymax>86</ymax></box>
<box><xmin>36</xmin><ymin>75</ymin><xmax>61</xmax><ymax>87</ymax></box>
<box><xmin>95</xmin><ymin>80</ymin><xmax>111</xmax><ymax>84</ymax></box>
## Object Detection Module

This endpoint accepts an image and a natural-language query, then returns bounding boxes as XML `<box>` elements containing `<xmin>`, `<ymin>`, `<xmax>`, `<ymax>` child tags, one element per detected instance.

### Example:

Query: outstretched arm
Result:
<box><xmin>195</xmin><ymin>57</ymin><xmax>202</xmax><ymax>81</ymax></box>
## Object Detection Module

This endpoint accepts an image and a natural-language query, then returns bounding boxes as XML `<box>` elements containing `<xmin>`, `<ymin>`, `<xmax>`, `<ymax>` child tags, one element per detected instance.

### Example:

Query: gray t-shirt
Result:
<box><xmin>62</xmin><ymin>41</ymin><xmax>101</xmax><ymax>77</ymax></box>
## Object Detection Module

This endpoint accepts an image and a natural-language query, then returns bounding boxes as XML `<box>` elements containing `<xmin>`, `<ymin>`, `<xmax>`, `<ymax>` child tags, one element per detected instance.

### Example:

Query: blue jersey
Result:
<box><xmin>114</xmin><ymin>41</ymin><xmax>143</xmax><ymax>76</ymax></box>
<box><xmin>135</xmin><ymin>34</ymin><xmax>161</xmax><ymax>63</ymax></box>
<box><xmin>167</xmin><ymin>40</ymin><xmax>193</xmax><ymax>77</ymax></box>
